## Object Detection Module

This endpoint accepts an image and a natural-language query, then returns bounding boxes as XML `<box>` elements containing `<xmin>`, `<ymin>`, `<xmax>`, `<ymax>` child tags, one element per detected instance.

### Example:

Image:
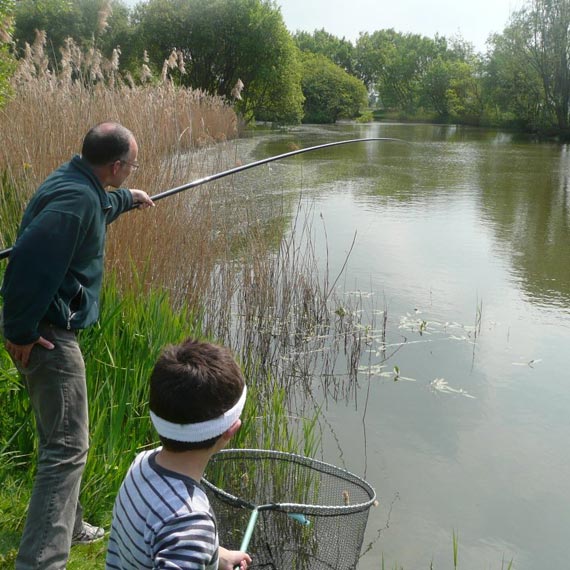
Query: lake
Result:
<box><xmin>216</xmin><ymin>122</ymin><xmax>570</xmax><ymax>570</ymax></box>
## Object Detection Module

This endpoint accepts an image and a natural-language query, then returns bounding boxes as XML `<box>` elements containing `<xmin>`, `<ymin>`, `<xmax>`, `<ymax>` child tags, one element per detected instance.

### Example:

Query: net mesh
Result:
<box><xmin>202</xmin><ymin>449</ymin><xmax>376</xmax><ymax>570</ymax></box>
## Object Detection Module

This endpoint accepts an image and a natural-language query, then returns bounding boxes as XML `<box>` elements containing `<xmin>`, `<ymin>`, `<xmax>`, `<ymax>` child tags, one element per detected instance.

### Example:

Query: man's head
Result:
<box><xmin>81</xmin><ymin>121</ymin><xmax>139</xmax><ymax>188</ymax></box>
<box><xmin>149</xmin><ymin>339</ymin><xmax>246</xmax><ymax>452</ymax></box>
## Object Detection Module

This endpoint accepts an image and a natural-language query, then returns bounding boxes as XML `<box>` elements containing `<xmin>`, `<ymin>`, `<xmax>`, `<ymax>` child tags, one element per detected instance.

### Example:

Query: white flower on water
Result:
<box><xmin>430</xmin><ymin>378</ymin><xmax>476</xmax><ymax>398</ymax></box>
<box><xmin>358</xmin><ymin>363</ymin><xmax>386</xmax><ymax>376</ymax></box>
<box><xmin>379</xmin><ymin>371</ymin><xmax>417</xmax><ymax>381</ymax></box>
<box><xmin>512</xmin><ymin>358</ymin><xmax>542</xmax><ymax>367</ymax></box>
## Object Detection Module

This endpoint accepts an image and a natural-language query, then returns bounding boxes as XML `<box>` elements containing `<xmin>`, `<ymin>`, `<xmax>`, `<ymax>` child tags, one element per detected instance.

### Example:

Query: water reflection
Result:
<box><xmin>248</xmin><ymin>122</ymin><xmax>570</xmax><ymax>309</ymax></box>
<box><xmin>226</xmin><ymin>123</ymin><xmax>570</xmax><ymax>570</ymax></box>
<box><xmin>477</xmin><ymin>140</ymin><xmax>570</xmax><ymax>309</ymax></box>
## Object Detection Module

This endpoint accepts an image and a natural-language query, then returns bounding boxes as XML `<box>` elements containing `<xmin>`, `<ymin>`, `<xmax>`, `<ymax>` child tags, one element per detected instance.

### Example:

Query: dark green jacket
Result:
<box><xmin>1</xmin><ymin>155</ymin><xmax>133</xmax><ymax>344</ymax></box>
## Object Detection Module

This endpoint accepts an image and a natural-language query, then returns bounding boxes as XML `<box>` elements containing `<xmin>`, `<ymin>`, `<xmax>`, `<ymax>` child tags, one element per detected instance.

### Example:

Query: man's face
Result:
<box><xmin>109</xmin><ymin>138</ymin><xmax>139</xmax><ymax>188</ymax></box>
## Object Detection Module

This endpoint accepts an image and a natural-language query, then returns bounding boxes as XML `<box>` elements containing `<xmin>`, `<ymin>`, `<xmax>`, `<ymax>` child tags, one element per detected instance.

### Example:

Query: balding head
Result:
<box><xmin>81</xmin><ymin>122</ymin><xmax>135</xmax><ymax>167</ymax></box>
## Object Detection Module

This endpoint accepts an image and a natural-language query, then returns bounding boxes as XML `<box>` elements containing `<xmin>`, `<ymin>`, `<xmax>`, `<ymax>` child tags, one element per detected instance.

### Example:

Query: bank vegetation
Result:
<box><xmin>0</xmin><ymin>24</ymin><xmax>369</xmax><ymax>567</ymax></box>
<box><xmin>2</xmin><ymin>0</ymin><xmax>570</xmax><ymax>133</ymax></box>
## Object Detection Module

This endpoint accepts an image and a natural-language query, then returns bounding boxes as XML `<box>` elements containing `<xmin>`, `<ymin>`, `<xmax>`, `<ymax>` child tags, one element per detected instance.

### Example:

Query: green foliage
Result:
<box><xmin>352</xmin><ymin>29</ymin><xmax>492</xmax><ymax>124</ymax></box>
<box><xmin>0</xmin><ymin>271</ymin><xmax>318</xmax><ymax>538</ymax></box>
<box><xmin>355</xmin><ymin>30</ymin><xmax>447</xmax><ymax>113</ymax></box>
<box><xmin>8</xmin><ymin>0</ymin><xmax>570</xmax><ymax>132</ymax></box>
<box><xmin>133</xmin><ymin>0</ymin><xmax>304</xmax><ymax>124</ymax></box>
<box><xmin>421</xmin><ymin>57</ymin><xmax>482</xmax><ymax>122</ymax></box>
<box><xmin>14</xmin><ymin>0</ymin><xmax>81</xmax><ymax>57</ymax></box>
<box><xmin>484</xmin><ymin>27</ymin><xmax>546</xmax><ymax>129</ymax></box>
<box><xmin>0</xmin><ymin>45</ymin><xmax>15</xmax><ymax>107</ymax></box>
<box><xmin>13</xmin><ymin>0</ymin><xmax>131</xmax><ymax>63</ymax></box>
<box><xmin>301</xmin><ymin>51</ymin><xmax>368</xmax><ymax>123</ymax></box>
<box><xmin>0</xmin><ymin>0</ymin><xmax>16</xmax><ymax>107</ymax></box>
<box><xmin>77</xmin><ymin>275</ymin><xmax>202</xmax><ymax>514</ymax></box>
<box><xmin>519</xmin><ymin>0</ymin><xmax>570</xmax><ymax>130</ymax></box>
<box><xmin>129</xmin><ymin>0</ymin><xmax>191</xmax><ymax>71</ymax></box>
<box><xmin>0</xmin><ymin>170</ymin><xmax>27</xmax><ymax>251</ymax></box>
<box><xmin>484</xmin><ymin>0</ymin><xmax>570</xmax><ymax>132</ymax></box>
<box><xmin>294</xmin><ymin>28</ymin><xmax>355</xmax><ymax>73</ymax></box>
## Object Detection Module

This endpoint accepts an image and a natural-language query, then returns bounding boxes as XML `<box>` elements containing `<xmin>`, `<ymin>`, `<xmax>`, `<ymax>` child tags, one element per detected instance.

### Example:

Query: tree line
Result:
<box><xmin>2</xmin><ymin>0</ymin><xmax>570</xmax><ymax>133</ymax></box>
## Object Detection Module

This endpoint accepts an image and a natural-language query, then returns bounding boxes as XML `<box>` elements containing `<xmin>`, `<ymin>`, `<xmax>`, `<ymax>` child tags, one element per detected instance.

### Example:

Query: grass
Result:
<box><xmin>0</xmin><ymin>30</ymin><xmax>244</xmax><ymax>536</ymax></box>
<box><xmin>0</xmin><ymin>271</ymin><xmax>322</xmax><ymax>560</ymax></box>
<box><xmin>0</xmin><ymin>28</ymin><xmax>516</xmax><ymax>570</ymax></box>
<box><xmin>0</xmin><ymin>30</ymin><xmax>335</xmax><ymax>565</ymax></box>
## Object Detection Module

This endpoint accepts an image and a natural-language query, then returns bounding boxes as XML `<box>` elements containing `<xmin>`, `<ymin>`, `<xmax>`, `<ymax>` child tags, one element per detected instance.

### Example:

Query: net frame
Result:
<box><xmin>202</xmin><ymin>448</ymin><xmax>377</xmax><ymax>570</ymax></box>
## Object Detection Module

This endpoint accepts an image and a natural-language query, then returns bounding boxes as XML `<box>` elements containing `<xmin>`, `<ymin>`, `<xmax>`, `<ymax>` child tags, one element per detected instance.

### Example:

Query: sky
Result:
<box><xmin>122</xmin><ymin>0</ymin><xmax>524</xmax><ymax>54</ymax></box>
<box><xmin>276</xmin><ymin>0</ymin><xmax>523</xmax><ymax>52</ymax></box>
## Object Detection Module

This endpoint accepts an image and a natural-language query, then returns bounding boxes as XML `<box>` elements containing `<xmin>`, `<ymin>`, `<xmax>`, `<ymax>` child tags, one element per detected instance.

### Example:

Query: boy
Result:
<box><xmin>106</xmin><ymin>339</ymin><xmax>252</xmax><ymax>570</ymax></box>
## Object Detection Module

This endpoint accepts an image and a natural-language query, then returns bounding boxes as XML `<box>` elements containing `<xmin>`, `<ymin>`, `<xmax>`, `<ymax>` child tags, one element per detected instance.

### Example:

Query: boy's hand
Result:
<box><xmin>218</xmin><ymin>546</ymin><xmax>252</xmax><ymax>570</ymax></box>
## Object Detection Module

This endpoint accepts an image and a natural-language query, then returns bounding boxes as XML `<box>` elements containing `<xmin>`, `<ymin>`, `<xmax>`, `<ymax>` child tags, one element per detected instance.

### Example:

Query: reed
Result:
<box><xmin>0</xmin><ymin>30</ymin><xmax>239</xmax><ymax>253</ymax></box>
<box><xmin>0</xmin><ymin>29</ymin><xmax>369</xmax><ymax>566</ymax></box>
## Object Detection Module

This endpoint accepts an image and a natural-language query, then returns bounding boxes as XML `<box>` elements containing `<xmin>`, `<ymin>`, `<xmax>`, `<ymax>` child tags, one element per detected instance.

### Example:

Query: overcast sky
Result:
<box><xmin>122</xmin><ymin>0</ymin><xmax>524</xmax><ymax>53</ymax></box>
<box><xmin>277</xmin><ymin>0</ymin><xmax>524</xmax><ymax>52</ymax></box>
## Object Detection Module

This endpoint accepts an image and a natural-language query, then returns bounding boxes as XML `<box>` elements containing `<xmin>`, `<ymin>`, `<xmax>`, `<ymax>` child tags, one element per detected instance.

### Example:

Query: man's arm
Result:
<box><xmin>130</xmin><ymin>189</ymin><xmax>155</xmax><ymax>208</ymax></box>
<box><xmin>105</xmin><ymin>188</ymin><xmax>154</xmax><ymax>224</ymax></box>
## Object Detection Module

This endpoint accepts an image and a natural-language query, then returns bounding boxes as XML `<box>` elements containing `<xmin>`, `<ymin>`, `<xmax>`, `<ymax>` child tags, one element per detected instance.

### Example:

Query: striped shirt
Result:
<box><xmin>106</xmin><ymin>448</ymin><xmax>219</xmax><ymax>570</ymax></box>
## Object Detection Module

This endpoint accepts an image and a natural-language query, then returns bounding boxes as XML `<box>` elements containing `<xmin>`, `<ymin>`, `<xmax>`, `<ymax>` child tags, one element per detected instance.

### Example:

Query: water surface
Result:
<box><xmin>226</xmin><ymin>122</ymin><xmax>570</xmax><ymax>570</ymax></box>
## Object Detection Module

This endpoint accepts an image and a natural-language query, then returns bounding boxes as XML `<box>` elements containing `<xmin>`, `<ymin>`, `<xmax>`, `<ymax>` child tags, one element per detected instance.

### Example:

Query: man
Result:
<box><xmin>0</xmin><ymin>121</ymin><xmax>154</xmax><ymax>570</ymax></box>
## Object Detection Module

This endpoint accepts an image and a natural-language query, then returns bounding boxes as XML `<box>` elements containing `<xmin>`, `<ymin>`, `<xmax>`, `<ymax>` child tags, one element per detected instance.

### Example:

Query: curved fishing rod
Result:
<box><xmin>0</xmin><ymin>137</ymin><xmax>404</xmax><ymax>261</ymax></box>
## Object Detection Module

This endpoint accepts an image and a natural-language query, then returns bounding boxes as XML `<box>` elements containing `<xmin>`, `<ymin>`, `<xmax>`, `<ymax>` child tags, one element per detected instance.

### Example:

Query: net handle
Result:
<box><xmin>232</xmin><ymin>506</ymin><xmax>309</xmax><ymax>569</ymax></box>
<box><xmin>236</xmin><ymin>507</ymin><xmax>259</xmax><ymax>564</ymax></box>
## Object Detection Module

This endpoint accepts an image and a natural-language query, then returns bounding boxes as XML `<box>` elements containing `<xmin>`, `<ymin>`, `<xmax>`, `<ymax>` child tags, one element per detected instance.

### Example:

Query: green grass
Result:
<box><xmin>0</xmin><ymin>266</ymin><xmax>321</xmax><ymax>564</ymax></box>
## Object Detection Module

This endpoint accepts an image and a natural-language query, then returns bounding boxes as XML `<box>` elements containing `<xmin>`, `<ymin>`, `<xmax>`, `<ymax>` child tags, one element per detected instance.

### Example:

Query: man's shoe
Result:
<box><xmin>71</xmin><ymin>521</ymin><xmax>105</xmax><ymax>546</ymax></box>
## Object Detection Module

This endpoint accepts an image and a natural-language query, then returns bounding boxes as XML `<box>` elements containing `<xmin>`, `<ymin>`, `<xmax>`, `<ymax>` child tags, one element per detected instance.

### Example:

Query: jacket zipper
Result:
<box><xmin>67</xmin><ymin>285</ymin><xmax>83</xmax><ymax>330</ymax></box>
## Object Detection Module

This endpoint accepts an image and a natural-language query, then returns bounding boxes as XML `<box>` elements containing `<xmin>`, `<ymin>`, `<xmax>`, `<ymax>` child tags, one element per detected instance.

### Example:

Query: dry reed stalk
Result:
<box><xmin>0</xmin><ymin>10</ymin><xmax>13</xmax><ymax>44</ymax></box>
<box><xmin>1</xmin><ymin>30</ymin><xmax>369</xmax><ymax>412</ymax></box>
<box><xmin>0</xmin><ymin>31</ymin><xmax>238</xmax><ymax>243</ymax></box>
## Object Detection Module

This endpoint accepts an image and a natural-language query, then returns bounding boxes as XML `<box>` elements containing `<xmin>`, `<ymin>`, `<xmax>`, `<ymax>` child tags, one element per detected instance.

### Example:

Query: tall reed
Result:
<box><xmin>0</xmin><ymin>28</ymin><xmax>365</xmax><ymax>558</ymax></box>
<box><xmin>0</xmin><ymin>28</ymin><xmax>243</xmax><ymax>530</ymax></box>
<box><xmin>0</xmin><ymin>31</ymin><xmax>239</xmax><ymax>250</ymax></box>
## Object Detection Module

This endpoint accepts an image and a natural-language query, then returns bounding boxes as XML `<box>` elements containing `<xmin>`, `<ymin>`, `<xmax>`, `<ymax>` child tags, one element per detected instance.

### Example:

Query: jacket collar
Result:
<box><xmin>70</xmin><ymin>154</ymin><xmax>112</xmax><ymax>210</ymax></box>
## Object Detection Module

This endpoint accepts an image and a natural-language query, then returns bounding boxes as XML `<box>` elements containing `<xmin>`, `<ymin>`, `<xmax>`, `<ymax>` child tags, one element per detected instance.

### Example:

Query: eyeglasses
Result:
<box><xmin>120</xmin><ymin>159</ymin><xmax>140</xmax><ymax>170</ymax></box>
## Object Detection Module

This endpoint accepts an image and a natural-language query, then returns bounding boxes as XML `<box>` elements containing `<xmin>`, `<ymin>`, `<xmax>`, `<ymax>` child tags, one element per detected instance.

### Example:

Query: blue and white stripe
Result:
<box><xmin>106</xmin><ymin>449</ymin><xmax>219</xmax><ymax>570</ymax></box>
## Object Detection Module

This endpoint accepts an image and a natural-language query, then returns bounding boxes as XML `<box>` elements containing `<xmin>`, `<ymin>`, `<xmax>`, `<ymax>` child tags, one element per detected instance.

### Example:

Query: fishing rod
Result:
<box><xmin>0</xmin><ymin>137</ymin><xmax>404</xmax><ymax>261</ymax></box>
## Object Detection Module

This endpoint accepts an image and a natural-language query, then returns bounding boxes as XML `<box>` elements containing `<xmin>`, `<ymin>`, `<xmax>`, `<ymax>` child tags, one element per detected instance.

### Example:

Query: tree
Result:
<box><xmin>420</xmin><ymin>38</ymin><xmax>483</xmax><ymax>122</ymax></box>
<box><xmin>294</xmin><ymin>29</ymin><xmax>355</xmax><ymax>73</ymax></box>
<box><xmin>354</xmin><ymin>30</ymin><xmax>445</xmax><ymax>113</ymax></box>
<box><xmin>0</xmin><ymin>0</ymin><xmax>16</xmax><ymax>107</ymax></box>
<box><xmin>14</xmin><ymin>0</ymin><xmax>79</xmax><ymax>58</ymax></box>
<box><xmin>13</xmin><ymin>0</ymin><xmax>131</xmax><ymax>63</ymax></box>
<box><xmin>484</xmin><ymin>28</ymin><xmax>546</xmax><ymax>129</ymax></box>
<box><xmin>489</xmin><ymin>0</ymin><xmax>570</xmax><ymax>131</ymax></box>
<box><xmin>133</xmin><ymin>0</ymin><xmax>304</xmax><ymax>123</ymax></box>
<box><xmin>525</xmin><ymin>0</ymin><xmax>570</xmax><ymax>130</ymax></box>
<box><xmin>129</xmin><ymin>0</ymin><xmax>192</xmax><ymax>73</ymax></box>
<box><xmin>301</xmin><ymin>52</ymin><xmax>368</xmax><ymax>123</ymax></box>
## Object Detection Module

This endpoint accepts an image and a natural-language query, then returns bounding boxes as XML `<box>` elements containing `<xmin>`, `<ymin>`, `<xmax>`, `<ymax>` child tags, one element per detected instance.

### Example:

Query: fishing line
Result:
<box><xmin>0</xmin><ymin>137</ymin><xmax>406</xmax><ymax>261</ymax></box>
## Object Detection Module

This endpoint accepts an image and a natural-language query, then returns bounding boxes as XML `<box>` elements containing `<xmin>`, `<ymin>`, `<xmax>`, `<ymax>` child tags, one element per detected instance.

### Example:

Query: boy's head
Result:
<box><xmin>149</xmin><ymin>339</ymin><xmax>246</xmax><ymax>452</ymax></box>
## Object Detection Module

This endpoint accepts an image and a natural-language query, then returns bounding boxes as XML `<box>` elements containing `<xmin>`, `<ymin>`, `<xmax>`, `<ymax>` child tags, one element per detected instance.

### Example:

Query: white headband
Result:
<box><xmin>150</xmin><ymin>386</ymin><xmax>247</xmax><ymax>443</ymax></box>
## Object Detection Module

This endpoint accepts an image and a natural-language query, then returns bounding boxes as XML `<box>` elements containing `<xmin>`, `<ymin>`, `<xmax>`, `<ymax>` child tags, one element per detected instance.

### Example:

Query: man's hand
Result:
<box><xmin>130</xmin><ymin>189</ymin><xmax>155</xmax><ymax>209</ymax></box>
<box><xmin>218</xmin><ymin>546</ymin><xmax>252</xmax><ymax>570</ymax></box>
<box><xmin>6</xmin><ymin>337</ymin><xmax>55</xmax><ymax>368</ymax></box>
